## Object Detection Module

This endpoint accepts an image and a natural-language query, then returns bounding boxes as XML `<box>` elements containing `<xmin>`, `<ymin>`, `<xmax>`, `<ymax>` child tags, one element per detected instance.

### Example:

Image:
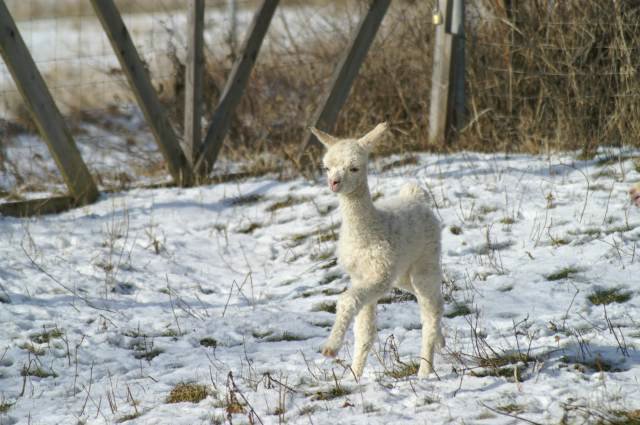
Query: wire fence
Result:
<box><xmin>1</xmin><ymin>0</ymin><xmax>640</xmax><ymax>202</ymax></box>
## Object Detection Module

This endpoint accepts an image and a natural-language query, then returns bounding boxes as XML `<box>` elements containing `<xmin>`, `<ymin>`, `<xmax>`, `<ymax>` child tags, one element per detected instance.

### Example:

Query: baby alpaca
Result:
<box><xmin>311</xmin><ymin>122</ymin><xmax>444</xmax><ymax>378</ymax></box>
<box><xmin>630</xmin><ymin>183</ymin><xmax>640</xmax><ymax>207</ymax></box>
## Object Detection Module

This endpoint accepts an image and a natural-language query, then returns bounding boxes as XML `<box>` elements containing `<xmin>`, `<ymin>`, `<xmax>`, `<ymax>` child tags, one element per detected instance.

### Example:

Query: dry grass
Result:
<box><xmin>166</xmin><ymin>383</ymin><xmax>208</xmax><ymax>404</ymax></box>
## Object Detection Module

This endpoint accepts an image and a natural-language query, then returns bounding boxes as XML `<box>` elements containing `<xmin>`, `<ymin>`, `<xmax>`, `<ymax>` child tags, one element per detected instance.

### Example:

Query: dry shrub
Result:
<box><xmin>464</xmin><ymin>0</ymin><xmax>640</xmax><ymax>156</ymax></box>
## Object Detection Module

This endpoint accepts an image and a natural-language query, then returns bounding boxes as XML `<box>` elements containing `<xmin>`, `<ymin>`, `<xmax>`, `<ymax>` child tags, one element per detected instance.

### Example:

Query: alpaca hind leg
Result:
<box><xmin>411</xmin><ymin>267</ymin><xmax>444</xmax><ymax>378</ymax></box>
<box><xmin>351</xmin><ymin>303</ymin><xmax>376</xmax><ymax>378</ymax></box>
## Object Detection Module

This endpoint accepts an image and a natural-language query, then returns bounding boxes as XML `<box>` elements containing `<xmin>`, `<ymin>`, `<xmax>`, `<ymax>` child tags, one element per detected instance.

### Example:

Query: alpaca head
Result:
<box><xmin>311</xmin><ymin>122</ymin><xmax>388</xmax><ymax>195</ymax></box>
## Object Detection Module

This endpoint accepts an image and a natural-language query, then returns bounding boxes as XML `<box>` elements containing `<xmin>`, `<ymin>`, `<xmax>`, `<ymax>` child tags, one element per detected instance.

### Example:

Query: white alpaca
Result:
<box><xmin>311</xmin><ymin>122</ymin><xmax>444</xmax><ymax>379</ymax></box>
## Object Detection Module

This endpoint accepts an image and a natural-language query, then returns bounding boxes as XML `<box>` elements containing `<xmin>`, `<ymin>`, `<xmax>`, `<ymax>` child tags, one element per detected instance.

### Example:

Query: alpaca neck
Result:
<box><xmin>338</xmin><ymin>182</ymin><xmax>379</xmax><ymax>232</ymax></box>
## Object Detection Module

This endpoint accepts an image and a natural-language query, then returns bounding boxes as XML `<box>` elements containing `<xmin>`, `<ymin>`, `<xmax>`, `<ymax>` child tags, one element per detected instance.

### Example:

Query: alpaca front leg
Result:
<box><xmin>351</xmin><ymin>303</ymin><xmax>376</xmax><ymax>378</ymax></box>
<box><xmin>322</xmin><ymin>284</ymin><xmax>386</xmax><ymax>358</ymax></box>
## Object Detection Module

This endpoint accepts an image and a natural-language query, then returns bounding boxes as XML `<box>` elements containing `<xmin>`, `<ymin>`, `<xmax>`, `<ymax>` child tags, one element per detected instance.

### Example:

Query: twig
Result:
<box><xmin>480</xmin><ymin>402</ymin><xmax>544</xmax><ymax>425</ymax></box>
<box><xmin>21</xmin><ymin>243</ymin><xmax>115</xmax><ymax>313</ymax></box>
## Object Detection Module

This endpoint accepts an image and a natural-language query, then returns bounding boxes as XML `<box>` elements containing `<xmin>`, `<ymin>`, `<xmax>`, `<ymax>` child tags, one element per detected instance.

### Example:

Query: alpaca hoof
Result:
<box><xmin>321</xmin><ymin>345</ymin><xmax>338</xmax><ymax>358</ymax></box>
<box><xmin>417</xmin><ymin>367</ymin><xmax>433</xmax><ymax>379</ymax></box>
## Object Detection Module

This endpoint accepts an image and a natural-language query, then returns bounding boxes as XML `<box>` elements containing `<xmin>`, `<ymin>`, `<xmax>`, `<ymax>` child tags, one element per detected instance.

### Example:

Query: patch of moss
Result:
<box><xmin>310</xmin><ymin>250</ymin><xmax>334</xmax><ymax>262</ymax></box>
<box><xmin>449</xmin><ymin>225</ymin><xmax>463</xmax><ymax>235</ymax></box>
<box><xmin>500</xmin><ymin>217</ymin><xmax>516</xmax><ymax>225</ymax></box>
<box><xmin>228</xmin><ymin>194</ymin><xmax>263</xmax><ymax>206</ymax></box>
<box><xmin>545</xmin><ymin>266</ymin><xmax>580</xmax><ymax>281</ymax></box>
<box><xmin>166</xmin><ymin>383</ymin><xmax>208</xmax><ymax>404</ymax></box>
<box><xmin>199</xmin><ymin>337</ymin><xmax>218</xmax><ymax>348</ymax></box>
<box><xmin>264</xmin><ymin>332</ymin><xmax>308</xmax><ymax>342</ymax></box>
<box><xmin>30</xmin><ymin>328</ymin><xmax>63</xmax><ymax>344</ymax></box>
<box><xmin>265</xmin><ymin>196</ymin><xmax>308</xmax><ymax>212</ymax></box>
<box><xmin>497</xmin><ymin>403</ymin><xmax>525</xmax><ymax>414</ymax></box>
<box><xmin>115</xmin><ymin>412</ymin><xmax>142</xmax><ymax>423</ymax></box>
<box><xmin>132</xmin><ymin>348</ymin><xmax>163</xmax><ymax>361</ymax></box>
<box><xmin>0</xmin><ymin>401</ymin><xmax>14</xmax><ymax>413</ymax></box>
<box><xmin>378</xmin><ymin>289</ymin><xmax>417</xmax><ymax>304</ymax></box>
<box><xmin>21</xmin><ymin>365</ymin><xmax>57</xmax><ymax>378</ymax></box>
<box><xmin>588</xmin><ymin>288</ymin><xmax>632</xmax><ymax>305</ymax></box>
<box><xmin>381</xmin><ymin>156</ymin><xmax>419</xmax><ymax>172</ymax></box>
<box><xmin>19</xmin><ymin>342</ymin><xmax>45</xmax><ymax>356</ymax></box>
<box><xmin>237</xmin><ymin>222</ymin><xmax>262</xmax><ymax>234</ymax></box>
<box><xmin>445</xmin><ymin>303</ymin><xmax>473</xmax><ymax>318</ymax></box>
<box><xmin>309</xmin><ymin>385</ymin><xmax>351</xmax><ymax>401</ymax></box>
<box><xmin>385</xmin><ymin>361</ymin><xmax>419</xmax><ymax>379</ymax></box>
<box><xmin>312</xmin><ymin>301</ymin><xmax>337</xmax><ymax>314</ymax></box>
<box><xmin>560</xmin><ymin>354</ymin><xmax>624</xmax><ymax>373</ymax></box>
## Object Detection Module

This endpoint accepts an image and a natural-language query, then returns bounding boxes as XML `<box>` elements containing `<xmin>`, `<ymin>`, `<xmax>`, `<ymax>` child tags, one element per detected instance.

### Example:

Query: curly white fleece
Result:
<box><xmin>312</xmin><ymin>123</ymin><xmax>444</xmax><ymax>379</ymax></box>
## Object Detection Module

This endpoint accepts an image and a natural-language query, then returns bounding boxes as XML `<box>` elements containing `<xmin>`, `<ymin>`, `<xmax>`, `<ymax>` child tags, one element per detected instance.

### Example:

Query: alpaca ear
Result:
<box><xmin>357</xmin><ymin>122</ymin><xmax>389</xmax><ymax>150</ymax></box>
<box><xmin>310</xmin><ymin>127</ymin><xmax>340</xmax><ymax>148</ymax></box>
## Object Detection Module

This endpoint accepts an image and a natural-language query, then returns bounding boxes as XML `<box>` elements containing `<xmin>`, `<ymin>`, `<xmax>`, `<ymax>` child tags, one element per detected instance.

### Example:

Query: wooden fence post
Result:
<box><xmin>195</xmin><ymin>0</ymin><xmax>279</xmax><ymax>177</ymax></box>
<box><xmin>184</xmin><ymin>0</ymin><xmax>205</xmax><ymax>166</ymax></box>
<box><xmin>299</xmin><ymin>0</ymin><xmax>391</xmax><ymax>159</ymax></box>
<box><xmin>0</xmin><ymin>1</ymin><xmax>98</xmax><ymax>205</ymax></box>
<box><xmin>90</xmin><ymin>0</ymin><xmax>194</xmax><ymax>186</ymax></box>
<box><xmin>428</xmin><ymin>0</ymin><xmax>465</xmax><ymax>145</ymax></box>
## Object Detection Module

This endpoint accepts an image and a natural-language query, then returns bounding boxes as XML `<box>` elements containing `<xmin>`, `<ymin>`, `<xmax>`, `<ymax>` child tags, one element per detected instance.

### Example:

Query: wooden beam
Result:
<box><xmin>0</xmin><ymin>196</ymin><xmax>75</xmax><ymax>217</ymax></box>
<box><xmin>428</xmin><ymin>0</ymin><xmax>456</xmax><ymax>145</ymax></box>
<box><xmin>450</xmin><ymin>0</ymin><xmax>465</xmax><ymax>131</ymax></box>
<box><xmin>90</xmin><ymin>0</ymin><xmax>193</xmax><ymax>186</ymax></box>
<box><xmin>183</xmin><ymin>0</ymin><xmax>205</xmax><ymax>166</ymax></box>
<box><xmin>299</xmin><ymin>0</ymin><xmax>391</xmax><ymax>158</ymax></box>
<box><xmin>195</xmin><ymin>0</ymin><xmax>279</xmax><ymax>176</ymax></box>
<box><xmin>0</xmin><ymin>2</ymin><xmax>98</xmax><ymax>205</ymax></box>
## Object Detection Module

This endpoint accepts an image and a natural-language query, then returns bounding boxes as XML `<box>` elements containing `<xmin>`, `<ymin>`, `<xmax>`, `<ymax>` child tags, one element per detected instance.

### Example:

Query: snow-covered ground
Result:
<box><xmin>1</xmin><ymin>151</ymin><xmax>640</xmax><ymax>424</ymax></box>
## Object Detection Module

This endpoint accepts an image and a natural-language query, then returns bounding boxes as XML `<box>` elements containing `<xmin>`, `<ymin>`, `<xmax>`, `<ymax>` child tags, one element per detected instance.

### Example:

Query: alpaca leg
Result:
<box><xmin>411</xmin><ymin>267</ymin><xmax>444</xmax><ymax>378</ymax></box>
<box><xmin>351</xmin><ymin>303</ymin><xmax>377</xmax><ymax>378</ymax></box>
<box><xmin>322</xmin><ymin>282</ymin><xmax>388</xmax><ymax>357</ymax></box>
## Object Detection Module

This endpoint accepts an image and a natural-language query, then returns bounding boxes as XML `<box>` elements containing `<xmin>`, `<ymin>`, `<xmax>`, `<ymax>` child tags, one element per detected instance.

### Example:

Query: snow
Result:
<box><xmin>1</xmin><ymin>151</ymin><xmax>640</xmax><ymax>424</ymax></box>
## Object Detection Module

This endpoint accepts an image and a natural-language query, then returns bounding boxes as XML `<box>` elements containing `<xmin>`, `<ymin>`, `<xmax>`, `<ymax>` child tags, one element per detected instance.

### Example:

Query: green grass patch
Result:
<box><xmin>319</xmin><ymin>274</ymin><xmax>341</xmax><ymax>286</ymax></box>
<box><xmin>166</xmin><ymin>383</ymin><xmax>208</xmax><ymax>404</ymax></box>
<box><xmin>497</xmin><ymin>403</ymin><xmax>525</xmax><ymax>414</ymax></box>
<box><xmin>500</xmin><ymin>217</ymin><xmax>516</xmax><ymax>225</ymax></box>
<box><xmin>385</xmin><ymin>361</ymin><xmax>419</xmax><ymax>379</ymax></box>
<box><xmin>588</xmin><ymin>288</ymin><xmax>632</xmax><ymax>305</ymax></box>
<box><xmin>312</xmin><ymin>301</ymin><xmax>337</xmax><ymax>314</ymax></box>
<box><xmin>19</xmin><ymin>342</ymin><xmax>45</xmax><ymax>356</ymax></box>
<box><xmin>298</xmin><ymin>405</ymin><xmax>319</xmax><ymax>416</ymax></box>
<box><xmin>546</xmin><ymin>266</ymin><xmax>580</xmax><ymax>281</ymax></box>
<box><xmin>445</xmin><ymin>303</ymin><xmax>473</xmax><ymax>318</ymax></box>
<box><xmin>21</xmin><ymin>365</ymin><xmax>57</xmax><ymax>378</ymax></box>
<box><xmin>228</xmin><ymin>194</ymin><xmax>264</xmax><ymax>206</ymax></box>
<box><xmin>116</xmin><ymin>412</ymin><xmax>142</xmax><ymax>423</ymax></box>
<box><xmin>317</xmin><ymin>231</ymin><xmax>338</xmax><ymax>243</ymax></box>
<box><xmin>560</xmin><ymin>354</ymin><xmax>624</xmax><ymax>373</ymax></box>
<box><xmin>310</xmin><ymin>250</ymin><xmax>334</xmax><ymax>262</ymax></box>
<box><xmin>263</xmin><ymin>332</ymin><xmax>308</xmax><ymax>342</ymax></box>
<box><xmin>0</xmin><ymin>400</ymin><xmax>14</xmax><ymax>413</ymax></box>
<box><xmin>607</xmin><ymin>410</ymin><xmax>640</xmax><ymax>425</ymax></box>
<box><xmin>237</xmin><ymin>222</ymin><xmax>262</xmax><ymax>234</ymax></box>
<box><xmin>321</xmin><ymin>287</ymin><xmax>346</xmax><ymax>296</ymax></box>
<box><xmin>30</xmin><ymin>328</ymin><xmax>63</xmax><ymax>344</ymax></box>
<box><xmin>381</xmin><ymin>156</ymin><xmax>419</xmax><ymax>172</ymax></box>
<box><xmin>133</xmin><ymin>348</ymin><xmax>162</xmax><ymax>361</ymax></box>
<box><xmin>309</xmin><ymin>385</ymin><xmax>351</xmax><ymax>401</ymax></box>
<box><xmin>265</xmin><ymin>196</ymin><xmax>308</xmax><ymax>212</ymax></box>
<box><xmin>199</xmin><ymin>337</ymin><xmax>218</xmax><ymax>348</ymax></box>
<box><xmin>378</xmin><ymin>289</ymin><xmax>417</xmax><ymax>304</ymax></box>
<box><xmin>449</xmin><ymin>225</ymin><xmax>463</xmax><ymax>235</ymax></box>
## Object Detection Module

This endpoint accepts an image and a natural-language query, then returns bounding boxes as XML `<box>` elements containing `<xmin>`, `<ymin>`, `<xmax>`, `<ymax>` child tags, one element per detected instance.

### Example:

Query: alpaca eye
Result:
<box><xmin>350</xmin><ymin>167</ymin><xmax>359</xmax><ymax>172</ymax></box>
<box><xmin>323</xmin><ymin>167</ymin><xmax>329</xmax><ymax>172</ymax></box>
